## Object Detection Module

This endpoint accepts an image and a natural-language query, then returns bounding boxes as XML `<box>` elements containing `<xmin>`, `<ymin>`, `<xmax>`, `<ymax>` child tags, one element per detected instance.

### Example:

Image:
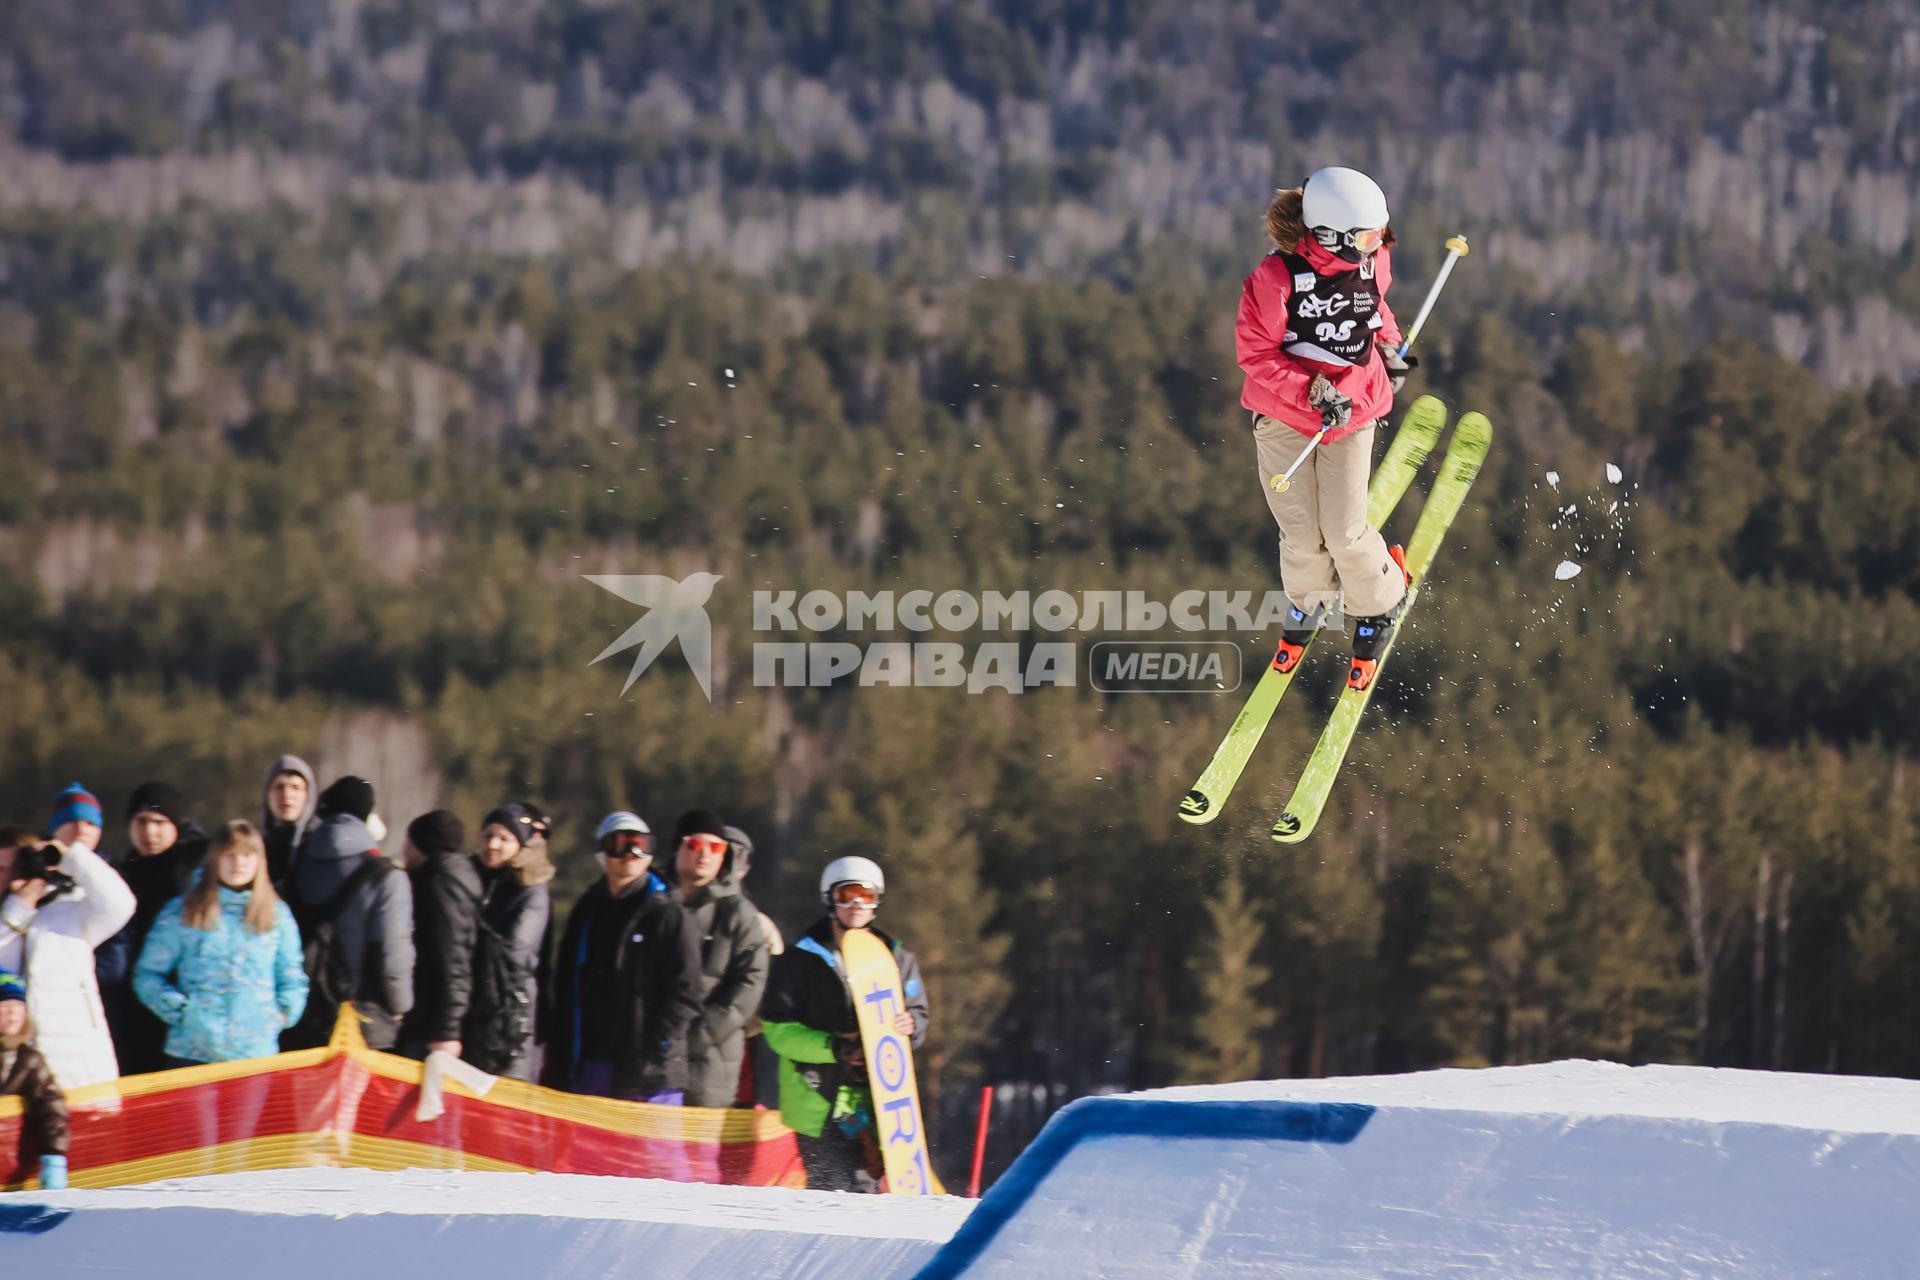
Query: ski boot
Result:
<box><xmin>1271</xmin><ymin>601</ymin><xmax>1329</xmax><ymax>674</ymax></box>
<box><xmin>1347</xmin><ymin>545</ymin><xmax>1411</xmax><ymax>691</ymax></box>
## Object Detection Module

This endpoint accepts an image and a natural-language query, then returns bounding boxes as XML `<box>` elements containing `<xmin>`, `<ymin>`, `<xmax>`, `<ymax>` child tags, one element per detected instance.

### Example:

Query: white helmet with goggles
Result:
<box><xmin>1302</xmin><ymin>166</ymin><xmax>1389</xmax><ymax>261</ymax></box>
<box><xmin>820</xmin><ymin>855</ymin><xmax>886</xmax><ymax>906</ymax></box>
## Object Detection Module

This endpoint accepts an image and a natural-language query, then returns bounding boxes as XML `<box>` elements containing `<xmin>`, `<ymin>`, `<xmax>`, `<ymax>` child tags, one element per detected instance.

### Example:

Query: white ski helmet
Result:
<box><xmin>820</xmin><ymin>855</ymin><xmax>886</xmax><ymax>905</ymax></box>
<box><xmin>1302</xmin><ymin>166</ymin><xmax>1389</xmax><ymax>233</ymax></box>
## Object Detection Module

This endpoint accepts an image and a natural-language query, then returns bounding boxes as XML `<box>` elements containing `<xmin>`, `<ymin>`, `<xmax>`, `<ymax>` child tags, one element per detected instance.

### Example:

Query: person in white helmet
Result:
<box><xmin>540</xmin><ymin>810</ymin><xmax>702</xmax><ymax>1102</ymax></box>
<box><xmin>760</xmin><ymin>855</ymin><xmax>929</xmax><ymax>1192</ymax></box>
<box><xmin>1236</xmin><ymin>165</ymin><xmax>1415</xmax><ymax>688</ymax></box>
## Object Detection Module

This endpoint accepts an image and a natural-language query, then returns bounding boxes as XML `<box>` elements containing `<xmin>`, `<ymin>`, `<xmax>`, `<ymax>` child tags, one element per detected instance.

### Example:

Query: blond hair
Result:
<box><xmin>182</xmin><ymin>820</ymin><xmax>280</xmax><ymax>935</ymax></box>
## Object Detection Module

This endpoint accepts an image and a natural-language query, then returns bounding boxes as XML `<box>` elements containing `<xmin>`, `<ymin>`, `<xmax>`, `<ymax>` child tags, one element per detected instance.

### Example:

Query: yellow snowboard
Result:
<box><xmin>840</xmin><ymin>927</ymin><xmax>940</xmax><ymax>1195</ymax></box>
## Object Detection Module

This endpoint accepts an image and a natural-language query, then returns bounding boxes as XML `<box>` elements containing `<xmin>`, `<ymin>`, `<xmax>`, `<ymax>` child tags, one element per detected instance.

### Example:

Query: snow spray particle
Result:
<box><xmin>1554</xmin><ymin>561</ymin><xmax>1583</xmax><ymax>581</ymax></box>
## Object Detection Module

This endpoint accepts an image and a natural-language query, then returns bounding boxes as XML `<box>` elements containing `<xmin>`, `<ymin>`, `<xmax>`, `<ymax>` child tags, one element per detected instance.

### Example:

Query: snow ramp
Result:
<box><xmin>916</xmin><ymin>1061</ymin><xmax>1920</xmax><ymax>1279</ymax></box>
<box><xmin>0</xmin><ymin>1167</ymin><xmax>972</xmax><ymax>1279</ymax></box>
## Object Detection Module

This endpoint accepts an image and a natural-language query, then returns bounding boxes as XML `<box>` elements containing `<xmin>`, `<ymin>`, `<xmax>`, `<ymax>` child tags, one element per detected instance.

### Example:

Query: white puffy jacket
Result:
<box><xmin>0</xmin><ymin>840</ymin><xmax>137</xmax><ymax>1090</ymax></box>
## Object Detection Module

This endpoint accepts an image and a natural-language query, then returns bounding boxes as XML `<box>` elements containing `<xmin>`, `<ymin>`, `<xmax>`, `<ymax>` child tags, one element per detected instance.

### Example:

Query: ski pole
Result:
<box><xmin>1395</xmin><ymin>234</ymin><xmax>1469</xmax><ymax>359</ymax></box>
<box><xmin>1269</xmin><ymin>421</ymin><xmax>1332</xmax><ymax>494</ymax></box>
<box><xmin>1269</xmin><ymin>234</ymin><xmax>1470</xmax><ymax>494</ymax></box>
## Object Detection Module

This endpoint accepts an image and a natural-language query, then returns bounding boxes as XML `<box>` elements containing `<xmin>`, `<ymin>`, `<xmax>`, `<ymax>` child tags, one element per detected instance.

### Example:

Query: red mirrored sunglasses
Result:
<box><xmin>680</xmin><ymin>835</ymin><xmax>730</xmax><ymax>856</ymax></box>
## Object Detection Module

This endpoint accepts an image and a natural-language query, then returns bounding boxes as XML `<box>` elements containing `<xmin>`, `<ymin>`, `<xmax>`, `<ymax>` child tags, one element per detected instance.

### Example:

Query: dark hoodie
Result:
<box><xmin>285</xmin><ymin>814</ymin><xmax>415</xmax><ymax>1050</ymax></box>
<box><xmin>260</xmin><ymin>755</ymin><xmax>318</xmax><ymax>888</ymax></box>
<box><xmin>670</xmin><ymin>836</ymin><xmax>771</xmax><ymax>1108</ymax></box>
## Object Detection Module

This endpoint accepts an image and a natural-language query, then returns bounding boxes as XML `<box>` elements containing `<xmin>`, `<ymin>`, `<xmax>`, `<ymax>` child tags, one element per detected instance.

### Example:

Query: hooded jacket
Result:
<box><xmin>1</xmin><ymin>1020</ymin><xmax>69</xmax><ymax>1166</ymax></box>
<box><xmin>761</xmin><ymin>919</ymin><xmax>929</xmax><ymax>1139</ymax></box>
<box><xmin>671</xmin><ymin>846</ymin><xmax>771</xmax><ymax>1108</ymax></box>
<box><xmin>95</xmin><ymin>822</ymin><xmax>209</xmax><ymax>1075</ymax></box>
<box><xmin>134</xmin><ymin>884</ymin><xmax>308</xmax><ymax>1063</ymax></box>
<box><xmin>542</xmin><ymin>870</ymin><xmax>702</xmax><ymax>1098</ymax></box>
<box><xmin>1237</xmin><ymin>235</ymin><xmax>1403</xmax><ymax>441</ymax></box>
<box><xmin>0</xmin><ymin>842</ymin><xmax>137</xmax><ymax>1091</ymax></box>
<box><xmin>260</xmin><ymin>755</ymin><xmax>318</xmax><ymax>888</ymax></box>
<box><xmin>400</xmin><ymin>846</ymin><xmax>484</xmax><ymax>1054</ymax></box>
<box><xmin>285</xmin><ymin>814</ymin><xmax>414</xmax><ymax>1049</ymax></box>
<box><xmin>463</xmin><ymin>842</ymin><xmax>553</xmax><ymax>1079</ymax></box>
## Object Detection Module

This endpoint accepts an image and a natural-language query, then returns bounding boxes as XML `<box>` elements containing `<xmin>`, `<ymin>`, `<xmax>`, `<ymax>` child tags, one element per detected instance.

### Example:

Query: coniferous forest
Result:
<box><xmin>2</xmin><ymin>0</ymin><xmax>1919</xmax><ymax>1181</ymax></box>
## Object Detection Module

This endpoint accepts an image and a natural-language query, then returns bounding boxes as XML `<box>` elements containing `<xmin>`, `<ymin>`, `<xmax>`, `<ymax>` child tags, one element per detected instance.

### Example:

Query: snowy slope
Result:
<box><xmin>0</xmin><ymin>1167</ymin><xmax>973</xmax><ymax>1280</ymax></box>
<box><xmin>919</xmin><ymin>1061</ymin><xmax>1920</xmax><ymax>1279</ymax></box>
<box><xmin>10</xmin><ymin>1062</ymin><xmax>1919</xmax><ymax>1278</ymax></box>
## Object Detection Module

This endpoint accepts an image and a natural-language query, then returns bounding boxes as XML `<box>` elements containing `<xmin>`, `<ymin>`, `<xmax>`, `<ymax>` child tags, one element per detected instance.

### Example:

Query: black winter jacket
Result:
<box><xmin>464</xmin><ymin>861</ymin><xmax>550</xmax><ymax>1078</ymax></box>
<box><xmin>542</xmin><ymin>873</ymin><xmax>702</xmax><ymax>1098</ymax></box>
<box><xmin>399</xmin><ymin>850</ymin><xmax>484</xmax><ymax>1053</ymax></box>
<box><xmin>760</xmin><ymin>919</ymin><xmax>930</xmax><ymax>1133</ymax></box>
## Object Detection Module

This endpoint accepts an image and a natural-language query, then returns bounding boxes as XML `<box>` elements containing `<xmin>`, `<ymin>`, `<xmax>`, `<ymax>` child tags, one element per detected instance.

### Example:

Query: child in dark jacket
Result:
<box><xmin>1</xmin><ymin>968</ymin><xmax>71</xmax><ymax>1190</ymax></box>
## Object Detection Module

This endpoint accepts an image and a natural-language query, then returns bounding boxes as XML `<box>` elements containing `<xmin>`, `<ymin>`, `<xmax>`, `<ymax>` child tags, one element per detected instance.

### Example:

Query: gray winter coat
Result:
<box><xmin>288</xmin><ymin>815</ymin><xmax>415</xmax><ymax>1049</ymax></box>
<box><xmin>677</xmin><ymin>863</ymin><xmax>771</xmax><ymax>1108</ymax></box>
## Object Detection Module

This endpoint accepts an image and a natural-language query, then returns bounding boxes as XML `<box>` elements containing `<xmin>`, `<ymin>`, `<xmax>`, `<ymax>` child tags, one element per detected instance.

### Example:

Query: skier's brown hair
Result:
<box><xmin>1264</xmin><ymin>187</ymin><xmax>1397</xmax><ymax>253</ymax></box>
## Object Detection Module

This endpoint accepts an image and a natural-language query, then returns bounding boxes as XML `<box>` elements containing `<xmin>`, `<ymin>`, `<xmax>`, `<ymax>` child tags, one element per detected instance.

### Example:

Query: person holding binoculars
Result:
<box><xmin>0</xmin><ymin>826</ymin><xmax>136</xmax><ymax>1090</ymax></box>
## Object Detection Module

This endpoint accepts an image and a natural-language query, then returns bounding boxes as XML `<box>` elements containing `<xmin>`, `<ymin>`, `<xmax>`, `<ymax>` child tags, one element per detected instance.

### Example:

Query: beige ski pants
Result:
<box><xmin>1253</xmin><ymin>416</ymin><xmax>1403</xmax><ymax>619</ymax></box>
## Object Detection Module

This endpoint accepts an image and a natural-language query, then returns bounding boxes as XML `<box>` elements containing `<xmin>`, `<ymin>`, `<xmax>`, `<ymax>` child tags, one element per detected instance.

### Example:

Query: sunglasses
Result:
<box><xmin>830</xmin><ymin>882</ymin><xmax>881</xmax><ymax>910</ymax></box>
<box><xmin>680</xmin><ymin>835</ymin><xmax>729</xmax><ymax>856</ymax></box>
<box><xmin>601</xmin><ymin>832</ymin><xmax>653</xmax><ymax>859</ymax></box>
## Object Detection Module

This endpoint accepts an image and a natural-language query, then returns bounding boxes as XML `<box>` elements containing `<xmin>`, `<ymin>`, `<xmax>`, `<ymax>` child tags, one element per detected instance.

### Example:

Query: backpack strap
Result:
<box><xmin>316</xmin><ymin>856</ymin><xmax>390</xmax><ymax>924</ymax></box>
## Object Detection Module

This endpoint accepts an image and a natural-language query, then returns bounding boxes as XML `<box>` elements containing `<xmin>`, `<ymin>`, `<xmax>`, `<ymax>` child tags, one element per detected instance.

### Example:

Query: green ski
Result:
<box><xmin>1270</xmin><ymin>410</ymin><xmax>1493</xmax><ymax>843</ymax></box>
<box><xmin>1177</xmin><ymin>395</ymin><xmax>1451</xmax><ymax>825</ymax></box>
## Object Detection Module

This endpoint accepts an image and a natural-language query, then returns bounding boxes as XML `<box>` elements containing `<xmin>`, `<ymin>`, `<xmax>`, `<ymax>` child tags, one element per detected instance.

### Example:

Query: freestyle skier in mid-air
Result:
<box><xmin>1181</xmin><ymin>169</ymin><xmax>1484</xmax><ymax>834</ymax></box>
<box><xmin>1236</xmin><ymin>166</ymin><xmax>1414</xmax><ymax>690</ymax></box>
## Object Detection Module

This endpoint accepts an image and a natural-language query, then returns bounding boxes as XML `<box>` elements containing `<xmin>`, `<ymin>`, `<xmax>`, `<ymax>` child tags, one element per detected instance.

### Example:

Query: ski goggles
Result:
<box><xmin>679</xmin><ymin>834</ymin><xmax>730</xmax><ymax>856</ymax></box>
<box><xmin>1314</xmin><ymin>225</ymin><xmax>1388</xmax><ymax>255</ymax></box>
<box><xmin>829</xmin><ymin>882</ymin><xmax>881</xmax><ymax>910</ymax></box>
<box><xmin>601</xmin><ymin>831</ymin><xmax>653</xmax><ymax>859</ymax></box>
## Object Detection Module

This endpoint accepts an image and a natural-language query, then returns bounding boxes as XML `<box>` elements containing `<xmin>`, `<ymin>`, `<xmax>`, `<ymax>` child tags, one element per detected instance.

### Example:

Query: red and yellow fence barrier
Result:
<box><xmin>1</xmin><ymin>1008</ymin><xmax>804</xmax><ymax>1191</ymax></box>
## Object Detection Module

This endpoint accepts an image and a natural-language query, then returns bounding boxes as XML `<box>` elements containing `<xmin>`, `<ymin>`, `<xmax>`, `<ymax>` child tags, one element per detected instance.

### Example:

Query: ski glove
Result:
<box><xmin>1377</xmin><ymin>341</ymin><xmax>1418</xmax><ymax>393</ymax></box>
<box><xmin>833</xmin><ymin>1033</ymin><xmax>866</xmax><ymax>1069</ymax></box>
<box><xmin>40</xmin><ymin>1154</ymin><xmax>68</xmax><ymax>1190</ymax></box>
<box><xmin>1307</xmin><ymin>373</ymin><xmax>1353</xmax><ymax>430</ymax></box>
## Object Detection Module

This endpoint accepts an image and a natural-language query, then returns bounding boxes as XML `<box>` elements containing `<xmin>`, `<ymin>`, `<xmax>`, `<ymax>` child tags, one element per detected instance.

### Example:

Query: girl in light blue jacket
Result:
<box><xmin>135</xmin><ymin>820</ymin><xmax>307</xmax><ymax>1065</ymax></box>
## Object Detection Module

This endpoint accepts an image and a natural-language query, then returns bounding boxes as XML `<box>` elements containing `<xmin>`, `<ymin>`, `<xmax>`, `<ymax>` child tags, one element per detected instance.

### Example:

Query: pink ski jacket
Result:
<box><xmin>1236</xmin><ymin>238</ymin><xmax>1404</xmax><ymax>441</ymax></box>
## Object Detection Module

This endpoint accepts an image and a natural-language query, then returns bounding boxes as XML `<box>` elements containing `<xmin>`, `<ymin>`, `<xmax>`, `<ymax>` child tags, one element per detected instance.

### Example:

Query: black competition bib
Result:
<box><xmin>1277</xmin><ymin>250</ymin><xmax>1384</xmax><ymax>367</ymax></box>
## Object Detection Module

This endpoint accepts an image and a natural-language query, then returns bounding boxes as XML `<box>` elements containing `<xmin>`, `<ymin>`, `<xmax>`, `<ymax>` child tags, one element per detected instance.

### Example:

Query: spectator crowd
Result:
<box><xmin>1</xmin><ymin>762</ymin><xmax>927</xmax><ymax>1193</ymax></box>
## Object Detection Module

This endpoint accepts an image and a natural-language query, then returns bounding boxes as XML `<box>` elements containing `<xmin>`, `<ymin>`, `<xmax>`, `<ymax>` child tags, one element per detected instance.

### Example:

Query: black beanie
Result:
<box><xmin>317</xmin><ymin>776</ymin><xmax>376</xmax><ymax>822</ymax></box>
<box><xmin>480</xmin><ymin>803</ymin><xmax>537</xmax><ymax>849</ymax></box>
<box><xmin>672</xmin><ymin>808</ymin><xmax>728</xmax><ymax>846</ymax></box>
<box><xmin>126</xmin><ymin>780</ymin><xmax>189</xmax><ymax>827</ymax></box>
<box><xmin>407</xmin><ymin>810</ymin><xmax>466</xmax><ymax>859</ymax></box>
